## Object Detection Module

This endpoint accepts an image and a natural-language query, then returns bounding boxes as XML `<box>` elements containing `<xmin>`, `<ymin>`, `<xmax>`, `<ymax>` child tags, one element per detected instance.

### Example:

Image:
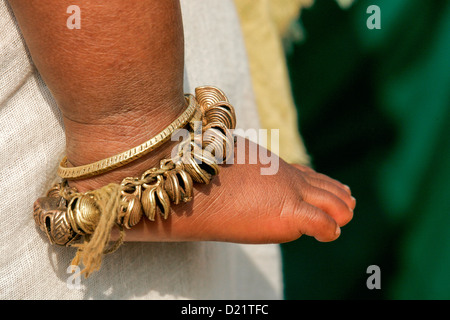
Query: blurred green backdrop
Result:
<box><xmin>281</xmin><ymin>0</ymin><xmax>450</xmax><ymax>299</ymax></box>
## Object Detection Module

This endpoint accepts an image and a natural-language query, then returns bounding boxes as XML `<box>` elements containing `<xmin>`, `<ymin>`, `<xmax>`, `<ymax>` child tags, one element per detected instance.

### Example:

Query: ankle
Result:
<box><xmin>62</xmin><ymin>95</ymin><xmax>187</xmax><ymax>192</ymax></box>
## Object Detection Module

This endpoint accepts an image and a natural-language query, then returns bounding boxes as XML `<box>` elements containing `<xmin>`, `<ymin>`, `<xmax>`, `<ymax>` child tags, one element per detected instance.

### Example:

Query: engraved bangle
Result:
<box><xmin>57</xmin><ymin>94</ymin><xmax>199</xmax><ymax>180</ymax></box>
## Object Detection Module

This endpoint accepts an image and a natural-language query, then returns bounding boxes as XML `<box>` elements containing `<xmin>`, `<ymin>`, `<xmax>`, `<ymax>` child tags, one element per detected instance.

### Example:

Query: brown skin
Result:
<box><xmin>8</xmin><ymin>0</ymin><xmax>354</xmax><ymax>243</ymax></box>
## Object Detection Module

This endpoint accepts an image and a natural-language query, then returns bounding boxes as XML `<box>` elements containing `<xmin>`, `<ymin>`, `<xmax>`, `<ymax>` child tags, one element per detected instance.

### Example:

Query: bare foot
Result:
<box><xmin>67</xmin><ymin>132</ymin><xmax>355</xmax><ymax>244</ymax></box>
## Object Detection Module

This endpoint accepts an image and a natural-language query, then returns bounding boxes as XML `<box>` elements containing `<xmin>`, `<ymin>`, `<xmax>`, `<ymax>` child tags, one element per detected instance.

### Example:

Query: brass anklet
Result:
<box><xmin>33</xmin><ymin>86</ymin><xmax>236</xmax><ymax>277</ymax></box>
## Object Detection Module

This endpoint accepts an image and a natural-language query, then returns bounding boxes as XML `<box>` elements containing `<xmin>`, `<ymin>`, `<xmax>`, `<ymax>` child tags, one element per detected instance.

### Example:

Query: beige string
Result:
<box><xmin>67</xmin><ymin>164</ymin><xmax>176</xmax><ymax>278</ymax></box>
<box><xmin>70</xmin><ymin>183</ymin><xmax>123</xmax><ymax>278</ymax></box>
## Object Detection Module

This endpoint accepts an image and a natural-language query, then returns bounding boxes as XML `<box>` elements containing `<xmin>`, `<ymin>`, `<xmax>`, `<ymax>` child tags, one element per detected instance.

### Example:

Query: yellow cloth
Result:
<box><xmin>234</xmin><ymin>0</ymin><xmax>313</xmax><ymax>165</ymax></box>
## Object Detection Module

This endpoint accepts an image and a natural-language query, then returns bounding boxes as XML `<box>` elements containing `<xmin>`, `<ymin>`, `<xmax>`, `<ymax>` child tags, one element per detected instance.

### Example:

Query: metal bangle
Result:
<box><xmin>57</xmin><ymin>94</ymin><xmax>199</xmax><ymax>180</ymax></box>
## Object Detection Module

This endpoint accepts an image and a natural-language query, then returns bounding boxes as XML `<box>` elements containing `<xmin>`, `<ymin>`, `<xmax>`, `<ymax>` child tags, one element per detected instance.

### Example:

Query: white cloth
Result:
<box><xmin>0</xmin><ymin>0</ymin><xmax>282</xmax><ymax>299</ymax></box>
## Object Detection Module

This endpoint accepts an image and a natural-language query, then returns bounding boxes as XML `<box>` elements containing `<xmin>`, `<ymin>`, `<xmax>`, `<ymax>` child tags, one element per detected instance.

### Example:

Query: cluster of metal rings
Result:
<box><xmin>33</xmin><ymin>86</ymin><xmax>236</xmax><ymax>246</ymax></box>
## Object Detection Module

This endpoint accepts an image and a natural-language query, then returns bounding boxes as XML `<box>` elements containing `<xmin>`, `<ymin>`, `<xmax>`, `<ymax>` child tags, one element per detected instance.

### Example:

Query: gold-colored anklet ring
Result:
<box><xmin>57</xmin><ymin>94</ymin><xmax>199</xmax><ymax>180</ymax></box>
<box><xmin>33</xmin><ymin>86</ymin><xmax>236</xmax><ymax>277</ymax></box>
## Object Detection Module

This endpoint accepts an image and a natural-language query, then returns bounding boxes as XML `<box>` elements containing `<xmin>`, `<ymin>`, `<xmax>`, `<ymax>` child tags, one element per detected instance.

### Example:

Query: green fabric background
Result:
<box><xmin>281</xmin><ymin>0</ymin><xmax>450</xmax><ymax>299</ymax></box>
